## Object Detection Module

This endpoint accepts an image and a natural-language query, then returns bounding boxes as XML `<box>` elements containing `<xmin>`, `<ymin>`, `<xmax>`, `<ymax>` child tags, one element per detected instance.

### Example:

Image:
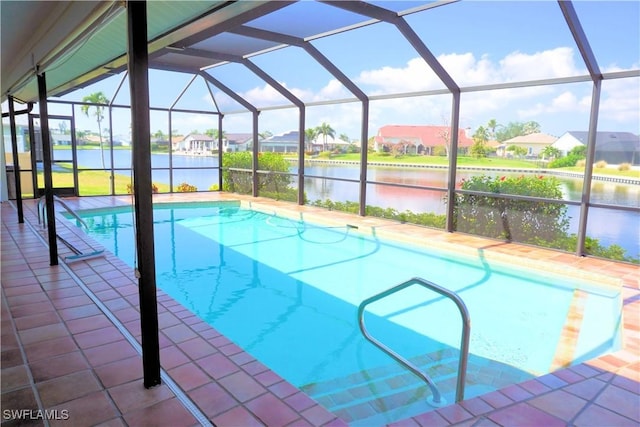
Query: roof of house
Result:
<box><xmin>263</xmin><ymin>130</ymin><xmax>299</xmax><ymax>143</ymax></box>
<box><xmin>225</xmin><ymin>133</ymin><xmax>252</xmax><ymax>144</ymax></box>
<box><xmin>183</xmin><ymin>133</ymin><xmax>214</xmax><ymax>141</ymax></box>
<box><xmin>503</xmin><ymin>132</ymin><xmax>557</xmax><ymax>145</ymax></box>
<box><xmin>375</xmin><ymin>125</ymin><xmax>474</xmax><ymax>147</ymax></box>
<box><xmin>564</xmin><ymin>131</ymin><xmax>640</xmax><ymax>152</ymax></box>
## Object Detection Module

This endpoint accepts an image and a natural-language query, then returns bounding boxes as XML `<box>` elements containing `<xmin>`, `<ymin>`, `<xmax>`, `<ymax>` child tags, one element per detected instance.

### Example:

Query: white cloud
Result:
<box><xmin>356</xmin><ymin>57</ymin><xmax>443</xmax><ymax>93</ymax></box>
<box><xmin>201</xmin><ymin>47</ymin><xmax>638</xmax><ymax>137</ymax></box>
<box><xmin>314</xmin><ymin>79</ymin><xmax>351</xmax><ymax>101</ymax></box>
<box><xmin>599</xmin><ymin>77</ymin><xmax>640</xmax><ymax>127</ymax></box>
<box><xmin>498</xmin><ymin>47</ymin><xmax>584</xmax><ymax>81</ymax></box>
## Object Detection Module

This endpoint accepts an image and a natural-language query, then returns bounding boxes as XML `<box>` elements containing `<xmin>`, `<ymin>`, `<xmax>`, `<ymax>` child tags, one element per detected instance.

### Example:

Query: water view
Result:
<box><xmin>55</xmin><ymin>149</ymin><xmax>640</xmax><ymax>259</ymax></box>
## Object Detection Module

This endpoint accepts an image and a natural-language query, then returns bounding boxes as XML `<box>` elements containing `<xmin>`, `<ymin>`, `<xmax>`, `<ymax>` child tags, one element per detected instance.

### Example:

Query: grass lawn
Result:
<box><xmin>38</xmin><ymin>166</ymin><xmax>169</xmax><ymax>196</ymax></box>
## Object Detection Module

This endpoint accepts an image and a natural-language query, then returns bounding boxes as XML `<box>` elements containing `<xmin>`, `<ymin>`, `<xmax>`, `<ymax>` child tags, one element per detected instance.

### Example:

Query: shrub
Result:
<box><xmin>126</xmin><ymin>183</ymin><xmax>159</xmax><ymax>194</ymax></box>
<box><xmin>209</xmin><ymin>184</ymin><xmax>220</xmax><ymax>191</ymax></box>
<box><xmin>176</xmin><ymin>182</ymin><xmax>197</xmax><ymax>192</ymax></box>
<box><xmin>433</xmin><ymin>146</ymin><xmax>447</xmax><ymax>157</ymax></box>
<box><xmin>570</xmin><ymin>145</ymin><xmax>587</xmax><ymax>157</ymax></box>
<box><xmin>221</xmin><ymin>151</ymin><xmax>293</xmax><ymax>198</ymax></box>
<box><xmin>576</xmin><ymin>159</ymin><xmax>586</xmax><ymax>168</ymax></box>
<box><xmin>310</xmin><ymin>199</ymin><xmax>446</xmax><ymax>229</ymax></box>
<box><xmin>618</xmin><ymin>163</ymin><xmax>632</xmax><ymax>171</ymax></box>
<box><xmin>540</xmin><ymin>234</ymin><xmax>638</xmax><ymax>263</ymax></box>
<box><xmin>221</xmin><ymin>151</ymin><xmax>253</xmax><ymax>194</ymax></box>
<box><xmin>548</xmin><ymin>154</ymin><xmax>583</xmax><ymax>168</ymax></box>
<box><xmin>595</xmin><ymin>160</ymin><xmax>608</xmax><ymax>168</ymax></box>
<box><xmin>454</xmin><ymin>174</ymin><xmax>569</xmax><ymax>243</ymax></box>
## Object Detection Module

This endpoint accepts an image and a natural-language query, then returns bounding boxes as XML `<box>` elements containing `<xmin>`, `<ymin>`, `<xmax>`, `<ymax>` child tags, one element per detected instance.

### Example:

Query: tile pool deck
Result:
<box><xmin>1</xmin><ymin>193</ymin><xmax>638</xmax><ymax>427</ymax></box>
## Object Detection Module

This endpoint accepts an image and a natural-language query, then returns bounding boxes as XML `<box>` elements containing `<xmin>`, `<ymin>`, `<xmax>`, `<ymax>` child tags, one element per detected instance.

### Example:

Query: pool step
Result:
<box><xmin>301</xmin><ymin>353</ymin><xmax>462</xmax><ymax>424</ymax></box>
<box><xmin>301</xmin><ymin>349</ymin><xmax>534</xmax><ymax>425</ymax></box>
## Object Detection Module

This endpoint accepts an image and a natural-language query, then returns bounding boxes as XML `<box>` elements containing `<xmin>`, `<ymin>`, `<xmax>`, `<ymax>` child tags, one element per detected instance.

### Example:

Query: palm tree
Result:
<box><xmin>81</xmin><ymin>92</ymin><xmax>109</xmax><ymax>168</ymax></box>
<box><xmin>304</xmin><ymin>128</ymin><xmax>318</xmax><ymax>153</ymax></box>
<box><xmin>486</xmin><ymin>118</ymin><xmax>500</xmax><ymax>140</ymax></box>
<box><xmin>315</xmin><ymin>122</ymin><xmax>335</xmax><ymax>152</ymax></box>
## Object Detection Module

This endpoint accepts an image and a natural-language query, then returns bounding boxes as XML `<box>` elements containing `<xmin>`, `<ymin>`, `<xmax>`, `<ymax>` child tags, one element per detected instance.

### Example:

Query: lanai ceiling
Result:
<box><xmin>1</xmin><ymin>1</ymin><xmax>638</xmax><ymax>110</ymax></box>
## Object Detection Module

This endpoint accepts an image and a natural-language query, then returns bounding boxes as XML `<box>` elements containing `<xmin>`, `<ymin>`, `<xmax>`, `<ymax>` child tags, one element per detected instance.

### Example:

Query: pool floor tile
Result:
<box><xmin>1</xmin><ymin>365</ymin><xmax>31</xmax><ymax>391</ymax></box>
<box><xmin>218</xmin><ymin>370</ymin><xmax>267</xmax><ymax>403</ymax></box>
<box><xmin>108</xmin><ymin>381</ymin><xmax>174</xmax><ymax>414</ymax></box>
<box><xmin>123</xmin><ymin>397</ymin><xmax>198</xmax><ymax>427</ymax></box>
<box><xmin>197</xmin><ymin>352</ymin><xmax>241</xmax><ymax>380</ymax></box>
<box><xmin>48</xmin><ymin>391</ymin><xmax>118</xmax><ymax>427</ymax></box>
<box><xmin>528</xmin><ymin>389</ymin><xmax>588</xmax><ymax>420</ymax></box>
<box><xmin>29</xmin><ymin>351</ymin><xmax>90</xmax><ymax>382</ymax></box>
<box><xmin>572</xmin><ymin>402</ymin><xmax>639</xmax><ymax>426</ymax></box>
<box><xmin>94</xmin><ymin>356</ymin><xmax>143</xmax><ymax>388</ymax></box>
<box><xmin>168</xmin><ymin>363</ymin><xmax>211</xmax><ymax>391</ymax></box>
<box><xmin>36</xmin><ymin>370</ymin><xmax>103</xmax><ymax>407</ymax></box>
<box><xmin>22</xmin><ymin>336</ymin><xmax>76</xmax><ymax>362</ymax></box>
<box><xmin>83</xmin><ymin>340</ymin><xmax>139</xmax><ymax>367</ymax></box>
<box><xmin>189</xmin><ymin>382</ymin><xmax>238</xmax><ymax>418</ymax></box>
<box><xmin>178</xmin><ymin>336</ymin><xmax>217</xmax><ymax>360</ymax></box>
<box><xmin>211</xmin><ymin>406</ymin><xmax>264</xmax><ymax>427</ymax></box>
<box><xmin>436</xmin><ymin>404</ymin><xmax>473</xmax><ymax>424</ymax></box>
<box><xmin>486</xmin><ymin>402</ymin><xmax>566</xmax><ymax>427</ymax></box>
<box><xmin>245</xmin><ymin>393</ymin><xmax>300</xmax><ymax>427</ymax></box>
<box><xmin>459</xmin><ymin>397</ymin><xmax>494</xmax><ymax>416</ymax></box>
<box><xmin>594</xmin><ymin>383</ymin><xmax>640</xmax><ymax>421</ymax></box>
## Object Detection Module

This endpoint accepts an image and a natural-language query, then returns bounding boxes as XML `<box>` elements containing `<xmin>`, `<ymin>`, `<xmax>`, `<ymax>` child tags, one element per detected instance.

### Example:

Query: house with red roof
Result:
<box><xmin>374</xmin><ymin>125</ymin><xmax>474</xmax><ymax>155</ymax></box>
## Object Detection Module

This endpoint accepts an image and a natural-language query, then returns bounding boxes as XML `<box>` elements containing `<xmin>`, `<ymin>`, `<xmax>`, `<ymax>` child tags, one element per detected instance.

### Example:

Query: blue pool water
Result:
<box><xmin>75</xmin><ymin>201</ymin><xmax>622</xmax><ymax>425</ymax></box>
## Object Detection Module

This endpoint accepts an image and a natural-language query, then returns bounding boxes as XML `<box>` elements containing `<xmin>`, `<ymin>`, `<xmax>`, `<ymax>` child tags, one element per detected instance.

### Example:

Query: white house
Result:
<box><xmin>552</xmin><ymin>132</ymin><xmax>584</xmax><ymax>156</ymax></box>
<box><xmin>178</xmin><ymin>133</ymin><xmax>215</xmax><ymax>154</ymax></box>
<box><xmin>502</xmin><ymin>132</ymin><xmax>557</xmax><ymax>157</ymax></box>
<box><xmin>553</xmin><ymin>131</ymin><xmax>640</xmax><ymax>164</ymax></box>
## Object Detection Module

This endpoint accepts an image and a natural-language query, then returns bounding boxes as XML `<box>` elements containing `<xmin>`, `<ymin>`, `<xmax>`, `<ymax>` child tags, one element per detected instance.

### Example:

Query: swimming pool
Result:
<box><xmin>74</xmin><ymin>201</ymin><xmax>623</xmax><ymax>425</ymax></box>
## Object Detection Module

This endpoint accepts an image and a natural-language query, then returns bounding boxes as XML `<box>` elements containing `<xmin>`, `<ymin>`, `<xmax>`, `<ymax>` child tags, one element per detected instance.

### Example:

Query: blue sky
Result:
<box><xmin>13</xmin><ymin>1</ymin><xmax>640</xmax><ymax>141</ymax></box>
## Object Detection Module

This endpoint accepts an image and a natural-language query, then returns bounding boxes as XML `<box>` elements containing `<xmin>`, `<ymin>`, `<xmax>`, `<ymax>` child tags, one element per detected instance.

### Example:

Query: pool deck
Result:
<box><xmin>1</xmin><ymin>193</ymin><xmax>638</xmax><ymax>427</ymax></box>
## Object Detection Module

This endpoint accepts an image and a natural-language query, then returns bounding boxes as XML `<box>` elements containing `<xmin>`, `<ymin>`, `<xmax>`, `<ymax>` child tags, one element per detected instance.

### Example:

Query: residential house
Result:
<box><xmin>51</xmin><ymin>133</ymin><xmax>72</xmax><ymax>146</ymax></box>
<box><xmin>374</xmin><ymin>125</ymin><xmax>474</xmax><ymax>155</ymax></box>
<box><xmin>224</xmin><ymin>133</ymin><xmax>252</xmax><ymax>152</ymax></box>
<box><xmin>178</xmin><ymin>133</ymin><xmax>215</xmax><ymax>154</ymax></box>
<box><xmin>313</xmin><ymin>135</ymin><xmax>356</xmax><ymax>152</ymax></box>
<box><xmin>170</xmin><ymin>135</ymin><xmax>184</xmax><ymax>152</ymax></box>
<box><xmin>502</xmin><ymin>132</ymin><xmax>557</xmax><ymax>158</ymax></box>
<box><xmin>553</xmin><ymin>131</ymin><xmax>640</xmax><ymax>165</ymax></box>
<box><xmin>259</xmin><ymin>130</ymin><xmax>301</xmax><ymax>153</ymax></box>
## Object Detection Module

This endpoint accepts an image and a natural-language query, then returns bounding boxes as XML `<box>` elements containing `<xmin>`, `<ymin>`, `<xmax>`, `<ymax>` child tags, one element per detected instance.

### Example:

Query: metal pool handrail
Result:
<box><xmin>357</xmin><ymin>277</ymin><xmax>471</xmax><ymax>406</ymax></box>
<box><xmin>38</xmin><ymin>195</ymin><xmax>89</xmax><ymax>230</ymax></box>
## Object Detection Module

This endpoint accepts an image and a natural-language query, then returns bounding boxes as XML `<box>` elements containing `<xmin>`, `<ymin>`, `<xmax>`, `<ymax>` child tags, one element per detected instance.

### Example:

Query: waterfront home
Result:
<box><xmin>374</xmin><ymin>125</ymin><xmax>474</xmax><ymax>155</ymax></box>
<box><xmin>224</xmin><ymin>133</ymin><xmax>252</xmax><ymax>152</ymax></box>
<box><xmin>259</xmin><ymin>130</ymin><xmax>300</xmax><ymax>153</ymax></box>
<box><xmin>502</xmin><ymin>132</ymin><xmax>558</xmax><ymax>158</ymax></box>
<box><xmin>178</xmin><ymin>133</ymin><xmax>215</xmax><ymax>155</ymax></box>
<box><xmin>553</xmin><ymin>131</ymin><xmax>640</xmax><ymax>164</ymax></box>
